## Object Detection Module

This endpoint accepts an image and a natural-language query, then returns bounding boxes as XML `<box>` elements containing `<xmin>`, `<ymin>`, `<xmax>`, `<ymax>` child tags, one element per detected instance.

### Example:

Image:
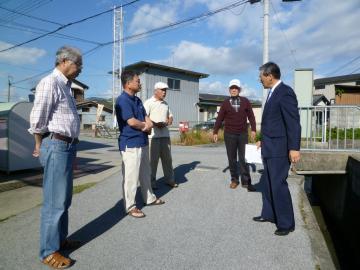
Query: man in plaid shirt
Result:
<box><xmin>29</xmin><ymin>46</ymin><xmax>82</xmax><ymax>269</ymax></box>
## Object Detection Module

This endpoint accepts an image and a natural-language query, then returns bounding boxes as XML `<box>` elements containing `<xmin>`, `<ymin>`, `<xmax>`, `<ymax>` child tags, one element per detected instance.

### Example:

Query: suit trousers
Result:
<box><xmin>224</xmin><ymin>132</ymin><xmax>251</xmax><ymax>184</ymax></box>
<box><xmin>261</xmin><ymin>157</ymin><xmax>295</xmax><ymax>230</ymax></box>
<box><xmin>120</xmin><ymin>145</ymin><xmax>156</xmax><ymax>212</ymax></box>
<box><xmin>149</xmin><ymin>137</ymin><xmax>175</xmax><ymax>185</ymax></box>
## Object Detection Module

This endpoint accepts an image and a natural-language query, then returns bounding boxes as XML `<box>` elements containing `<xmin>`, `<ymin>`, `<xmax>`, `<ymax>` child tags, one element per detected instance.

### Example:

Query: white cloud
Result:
<box><xmin>0</xmin><ymin>41</ymin><xmax>46</xmax><ymax>65</ymax></box>
<box><xmin>160</xmin><ymin>40</ymin><xmax>261</xmax><ymax>76</ymax></box>
<box><xmin>128</xmin><ymin>2</ymin><xmax>177</xmax><ymax>35</ymax></box>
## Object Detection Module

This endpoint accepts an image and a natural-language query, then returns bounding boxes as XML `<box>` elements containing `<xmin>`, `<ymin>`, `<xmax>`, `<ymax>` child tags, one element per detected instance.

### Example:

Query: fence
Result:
<box><xmin>299</xmin><ymin>106</ymin><xmax>360</xmax><ymax>152</ymax></box>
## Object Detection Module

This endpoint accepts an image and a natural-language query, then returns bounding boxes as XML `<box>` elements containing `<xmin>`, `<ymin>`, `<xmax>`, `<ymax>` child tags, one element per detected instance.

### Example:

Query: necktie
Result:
<box><xmin>266</xmin><ymin>89</ymin><xmax>273</xmax><ymax>102</ymax></box>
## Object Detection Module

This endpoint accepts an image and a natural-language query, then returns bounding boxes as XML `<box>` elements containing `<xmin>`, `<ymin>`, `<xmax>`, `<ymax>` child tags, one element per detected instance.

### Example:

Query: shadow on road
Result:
<box><xmin>65</xmin><ymin>161</ymin><xmax>201</xmax><ymax>254</ymax></box>
<box><xmin>77</xmin><ymin>140</ymin><xmax>114</xmax><ymax>151</ymax></box>
<box><xmin>65</xmin><ymin>200</ymin><xmax>126</xmax><ymax>256</ymax></box>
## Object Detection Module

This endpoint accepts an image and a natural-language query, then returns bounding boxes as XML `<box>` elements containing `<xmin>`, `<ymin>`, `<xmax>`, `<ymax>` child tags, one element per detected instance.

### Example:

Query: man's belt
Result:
<box><xmin>42</xmin><ymin>132</ymin><xmax>79</xmax><ymax>144</ymax></box>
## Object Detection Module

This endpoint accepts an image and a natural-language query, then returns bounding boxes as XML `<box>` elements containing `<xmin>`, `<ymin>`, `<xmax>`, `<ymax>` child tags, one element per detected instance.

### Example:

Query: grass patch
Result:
<box><xmin>73</xmin><ymin>182</ymin><xmax>97</xmax><ymax>194</ymax></box>
<box><xmin>173</xmin><ymin>128</ymin><xmax>260</xmax><ymax>146</ymax></box>
<box><xmin>173</xmin><ymin>129</ymin><xmax>224</xmax><ymax>145</ymax></box>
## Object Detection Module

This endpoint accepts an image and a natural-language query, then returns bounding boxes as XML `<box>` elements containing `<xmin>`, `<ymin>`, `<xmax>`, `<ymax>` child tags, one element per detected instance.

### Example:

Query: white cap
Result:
<box><xmin>228</xmin><ymin>79</ymin><xmax>241</xmax><ymax>88</ymax></box>
<box><xmin>154</xmin><ymin>82</ymin><xmax>169</xmax><ymax>90</ymax></box>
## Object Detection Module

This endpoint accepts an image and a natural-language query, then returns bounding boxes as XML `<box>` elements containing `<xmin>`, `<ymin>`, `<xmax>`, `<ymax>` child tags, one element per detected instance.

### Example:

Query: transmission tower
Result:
<box><xmin>112</xmin><ymin>6</ymin><xmax>123</xmax><ymax>126</ymax></box>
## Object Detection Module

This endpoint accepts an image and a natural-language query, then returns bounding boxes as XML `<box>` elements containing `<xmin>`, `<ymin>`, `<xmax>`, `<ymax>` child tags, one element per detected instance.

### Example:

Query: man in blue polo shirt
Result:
<box><xmin>115</xmin><ymin>70</ymin><xmax>165</xmax><ymax>218</ymax></box>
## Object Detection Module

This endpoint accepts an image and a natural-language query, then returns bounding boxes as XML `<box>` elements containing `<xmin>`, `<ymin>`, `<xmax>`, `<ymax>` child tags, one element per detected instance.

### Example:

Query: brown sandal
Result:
<box><xmin>128</xmin><ymin>207</ymin><xmax>145</xmax><ymax>218</ymax></box>
<box><xmin>42</xmin><ymin>251</ymin><xmax>73</xmax><ymax>269</ymax></box>
<box><xmin>147</xmin><ymin>198</ymin><xmax>165</xmax><ymax>206</ymax></box>
<box><xmin>60</xmin><ymin>239</ymin><xmax>81</xmax><ymax>250</ymax></box>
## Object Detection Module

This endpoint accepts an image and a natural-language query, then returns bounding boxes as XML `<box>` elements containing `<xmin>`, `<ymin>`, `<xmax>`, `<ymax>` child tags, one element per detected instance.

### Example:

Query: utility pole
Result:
<box><xmin>261</xmin><ymin>0</ymin><xmax>269</xmax><ymax>111</ymax></box>
<box><xmin>250</xmin><ymin>0</ymin><xmax>301</xmax><ymax>112</ymax></box>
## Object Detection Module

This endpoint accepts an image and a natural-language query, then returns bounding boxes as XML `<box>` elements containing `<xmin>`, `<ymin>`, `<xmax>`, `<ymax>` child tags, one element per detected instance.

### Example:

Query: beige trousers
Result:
<box><xmin>149</xmin><ymin>137</ymin><xmax>175</xmax><ymax>185</ymax></box>
<box><xmin>120</xmin><ymin>145</ymin><xmax>156</xmax><ymax>212</ymax></box>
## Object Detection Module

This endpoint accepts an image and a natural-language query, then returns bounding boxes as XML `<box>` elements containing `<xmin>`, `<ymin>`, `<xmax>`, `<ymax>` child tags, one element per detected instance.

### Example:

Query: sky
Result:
<box><xmin>0</xmin><ymin>0</ymin><xmax>359</xmax><ymax>103</ymax></box>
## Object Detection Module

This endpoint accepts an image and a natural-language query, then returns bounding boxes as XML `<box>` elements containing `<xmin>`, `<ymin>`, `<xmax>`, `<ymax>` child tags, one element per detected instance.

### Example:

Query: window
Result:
<box><xmin>167</xmin><ymin>78</ymin><xmax>180</xmax><ymax>91</ymax></box>
<box><xmin>315</xmin><ymin>84</ymin><xmax>325</xmax><ymax>90</ymax></box>
<box><xmin>82</xmin><ymin>107</ymin><xmax>90</xmax><ymax>112</ymax></box>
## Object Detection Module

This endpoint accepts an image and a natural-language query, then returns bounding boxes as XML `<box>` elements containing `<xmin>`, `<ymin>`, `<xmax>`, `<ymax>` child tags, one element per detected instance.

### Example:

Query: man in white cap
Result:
<box><xmin>213</xmin><ymin>79</ymin><xmax>257</xmax><ymax>191</ymax></box>
<box><xmin>144</xmin><ymin>82</ymin><xmax>178</xmax><ymax>189</ymax></box>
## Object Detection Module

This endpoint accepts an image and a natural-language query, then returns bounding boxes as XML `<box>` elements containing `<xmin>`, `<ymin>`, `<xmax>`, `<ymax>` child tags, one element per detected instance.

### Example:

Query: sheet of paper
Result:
<box><xmin>245</xmin><ymin>144</ymin><xmax>262</xmax><ymax>164</ymax></box>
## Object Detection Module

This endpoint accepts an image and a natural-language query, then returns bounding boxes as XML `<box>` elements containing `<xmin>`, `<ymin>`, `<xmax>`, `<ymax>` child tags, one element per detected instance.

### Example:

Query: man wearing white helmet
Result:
<box><xmin>213</xmin><ymin>79</ymin><xmax>257</xmax><ymax>191</ymax></box>
<box><xmin>144</xmin><ymin>82</ymin><xmax>178</xmax><ymax>189</ymax></box>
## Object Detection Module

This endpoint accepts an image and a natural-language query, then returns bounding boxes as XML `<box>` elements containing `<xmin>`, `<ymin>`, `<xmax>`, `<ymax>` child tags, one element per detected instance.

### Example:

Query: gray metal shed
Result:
<box><xmin>0</xmin><ymin>102</ymin><xmax>40</xmax><ymax>173</ymax></box>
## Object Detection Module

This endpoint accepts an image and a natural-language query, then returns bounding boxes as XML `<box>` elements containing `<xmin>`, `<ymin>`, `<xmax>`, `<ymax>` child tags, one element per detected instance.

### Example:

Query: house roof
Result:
<box><xmin>124</xmin><ymin>61</ymin><xmax>209</xmax><ymax>79</ymax></box>
<box><xmin>313</xmin><ymin>94</ymin><xmax>330</xmax><ymax>105</ymax></box>
<box><xmin>31</xmin><ymin>79</ymin><xmax>89</xmax><ymax>93</ymax></box>
<box><xmin>314</xmin><ymin>73</ymin><xmax>360</xmax><ymax>86</ymax></box>
<box><xmin>198</xmin><ymin>93</ymin><xmax>262</xmax><ymax>107</ymax></box>
<box><xmin>199</xmin><ymin>93</ymin><xmax>228</xmax><ymax>101</ymax></box>
<box><xmin>76</xmin><ymin>100</ymin><xmax>113</xmax><ymax>113</ymax></box>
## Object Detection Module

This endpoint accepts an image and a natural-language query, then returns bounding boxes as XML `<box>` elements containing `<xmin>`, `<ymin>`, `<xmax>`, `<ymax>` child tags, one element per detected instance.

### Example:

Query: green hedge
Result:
<box><xmin>327</xmin><ymin>128</ymin><xmax>360</xmax><ymax>140</ymax></box>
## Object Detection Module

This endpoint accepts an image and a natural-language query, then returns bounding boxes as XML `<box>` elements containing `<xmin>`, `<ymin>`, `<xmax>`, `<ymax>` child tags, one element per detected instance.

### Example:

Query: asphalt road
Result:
<box><xmin>0</xmin><ymin>143</ymin><xmax>326</xmax><ymax>270</ymax></box>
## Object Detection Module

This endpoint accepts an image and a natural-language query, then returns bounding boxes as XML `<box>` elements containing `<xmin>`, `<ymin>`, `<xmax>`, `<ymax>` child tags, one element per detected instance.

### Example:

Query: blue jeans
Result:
<box><xmin>39</xmin><ymin>137</ymin><xmax>76</xmax><ymax>259</ymax></box>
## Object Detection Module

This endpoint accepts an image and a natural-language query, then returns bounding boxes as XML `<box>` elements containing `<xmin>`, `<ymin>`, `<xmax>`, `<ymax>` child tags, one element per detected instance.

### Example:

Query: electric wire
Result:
<box><xmin>0</xmin><ymin>0</ymin><xmax>142</xmax><ymax>53</ymax></box>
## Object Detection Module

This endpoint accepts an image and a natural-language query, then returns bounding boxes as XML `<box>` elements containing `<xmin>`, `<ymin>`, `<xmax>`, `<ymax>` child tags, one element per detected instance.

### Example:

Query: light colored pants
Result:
<box><xmin>121</xmin><ymin>145</ymin><xmax>156</xmax><ymax>212</ymax></box>
<box><xmin>149</xmin><ymin>137</ymin><xmax>174</xmax><ymax>185</ymax></box>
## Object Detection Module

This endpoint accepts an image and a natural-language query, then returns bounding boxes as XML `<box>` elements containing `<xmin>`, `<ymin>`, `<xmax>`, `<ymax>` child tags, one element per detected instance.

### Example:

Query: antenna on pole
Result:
<box><xmin>112</xmin><ymin>5</ymin><xmax>123</xmax><ymax>127</ymax></box>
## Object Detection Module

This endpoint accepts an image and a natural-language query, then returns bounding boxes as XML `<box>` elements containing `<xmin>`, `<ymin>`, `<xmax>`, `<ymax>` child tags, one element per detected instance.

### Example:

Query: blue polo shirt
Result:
<box><xmin>115</xmin><ymin>91</ymin><xmax>148</xmax><ymax>151</ymax></box>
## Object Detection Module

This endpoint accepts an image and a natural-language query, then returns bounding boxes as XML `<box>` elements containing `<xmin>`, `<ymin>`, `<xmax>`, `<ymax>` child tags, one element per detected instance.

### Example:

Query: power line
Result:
<box><xmin>326</xmin><ymin>55</ymin><xmax>360</xmax><ymax>76</ymax></box>
<box><xmin>11</xmin><ymin>0</ymin><xmax>250</xmax><ymax>85</ymax></box>
<box><xmin>0</xmin><ymin>0</ymin><xmax>53</xmax><ymax>24</ymax></box>
<box><xmin>0</xmin><ymin>5</ymin><xmax>63</xmax><ymax>26</ymax></box>
<box><xmin>349</xmin><ymin>65</ymin><xmax>360</xmax><ymax>75</ymax></box>
<box><xmin>106</xmin><ymin>0</ymin><xmax>250</xmax><ymax>45</ymax></box>
<box><xmin>0</xmin><ymin>22</ymin><xmax>103</xmax><ymax>45</ymax></box>
<box><xmin>0</xmin><ymin>0</ymin><xmax>142</xmax><ymax>53</ymax></box>
<box><xmin>12</xmin><ymin>44</ymin><xmax>104</xmax><ymax>85</ymax></box>
<box><xmin>270</xmin><ymin>0</ymin><xmax>299</xmax><ymax>67</ymax></box>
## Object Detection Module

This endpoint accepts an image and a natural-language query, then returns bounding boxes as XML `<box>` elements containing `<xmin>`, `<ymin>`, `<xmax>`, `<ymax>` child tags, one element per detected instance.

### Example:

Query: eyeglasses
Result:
<box><xmin>68</xmin><ymin>59</ymin><xmax>82</xmax><ymax>68</ymax></box>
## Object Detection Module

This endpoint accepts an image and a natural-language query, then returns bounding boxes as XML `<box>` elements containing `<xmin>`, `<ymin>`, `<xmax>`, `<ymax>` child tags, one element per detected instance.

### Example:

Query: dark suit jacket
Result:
<box><xmin>261</xmin><ymin>82</ymin><xmax>301</xmax><ymax>158</ymax></box>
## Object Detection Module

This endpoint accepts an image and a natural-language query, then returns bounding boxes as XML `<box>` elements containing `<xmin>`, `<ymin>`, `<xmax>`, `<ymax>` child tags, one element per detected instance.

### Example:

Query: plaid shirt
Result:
<box><xmin>29</xmin><ymin>68</ymin><xmax>80</xmax><ymax>138</ymax></box>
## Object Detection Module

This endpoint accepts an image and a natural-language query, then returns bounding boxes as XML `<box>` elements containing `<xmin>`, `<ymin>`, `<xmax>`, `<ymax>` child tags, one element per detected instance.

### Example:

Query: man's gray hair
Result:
<box><xmin>55</xmin><ymin>46</ymin><xmax>82</xmax><ymax>66</ymax></box>
<box><xmin>259</xmin><ymin>62</ymin><xmax>281</xmax><ymax>79</ymax></box>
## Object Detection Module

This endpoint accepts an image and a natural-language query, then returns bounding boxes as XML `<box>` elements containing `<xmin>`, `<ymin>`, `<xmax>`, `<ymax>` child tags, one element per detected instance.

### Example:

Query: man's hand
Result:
<box><xmin>32</xmin><ymin>144</ymin><xmax>41</xmax><ymax>157</ymax></box>
<box><xmin>142</xmin><ymin>121</ymin><xmax>153</xmax><ymax>133</ymax></box>
<box><xmin>250</xmin><ymin>131</ymin><xmax>256</xmax><ymax>142</ymax></box>
<box><xmin>32</xmin><ymin>133</ymin><xmax>42</xmax><ymax>157</ymax></box>
<box><xmin>167</xmin><ymin>116</ymin><xmax>173</xmax><ymax>126</ymax></box>
<box><xmin>289</xmin><ymin>150</ymin><xmax>301</xmax><ymax>163</ymax></box>
<box><xmin>213</xmin><ymin>134</ymin><xmax>218</xmax><ymax>143</ymax></box>
<box><xmin>256</xmin><ymin>141</ymin><xmax>261</xmax><ymax>149</ymax></box>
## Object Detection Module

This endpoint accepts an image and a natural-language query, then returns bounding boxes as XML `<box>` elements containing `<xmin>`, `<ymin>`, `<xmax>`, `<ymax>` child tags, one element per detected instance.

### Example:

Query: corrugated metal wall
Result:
<box><xmin>137</xmin><ymin>68</ymin><xmax>200</xmax><ymax>126</ymax></box>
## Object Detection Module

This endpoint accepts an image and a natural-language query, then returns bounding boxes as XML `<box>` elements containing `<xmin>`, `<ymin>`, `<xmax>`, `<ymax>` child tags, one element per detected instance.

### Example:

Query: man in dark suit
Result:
<box><xmin>253</xmin><ymin>62</ymin><xmax>301</xmax><ymax>236</ymax></box>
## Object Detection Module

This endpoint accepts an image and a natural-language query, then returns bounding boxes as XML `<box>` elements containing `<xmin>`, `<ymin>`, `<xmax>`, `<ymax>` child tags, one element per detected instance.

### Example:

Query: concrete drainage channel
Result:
<box><xmin>296</xmin><ymin>151</ymin><xmax>360</xmax><ymax>269</ymax></box>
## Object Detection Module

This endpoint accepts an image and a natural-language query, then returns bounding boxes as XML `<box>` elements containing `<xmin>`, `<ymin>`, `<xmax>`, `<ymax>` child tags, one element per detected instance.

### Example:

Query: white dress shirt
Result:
<box><xmin>29</xmin><ymin>68</ymin><xmax>80</xmax><ymax>138</ymax></box>
<box><xmin>267</xmin><ymin>80</ymin><xmax>282</xmax><ymax>102</ymax></box>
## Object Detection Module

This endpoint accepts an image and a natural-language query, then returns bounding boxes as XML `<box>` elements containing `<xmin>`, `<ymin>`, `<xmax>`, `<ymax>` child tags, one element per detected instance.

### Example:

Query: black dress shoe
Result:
<box><xmin>253</xmin><ymin>216</ymin><xmax>272</xmax><ymax>223</ymax></box>
<box><xmin>274</xmin><ymin>228</ymin><xmax>295</xmax><ymax>236</ymax></box>
<box><xmin>247</xmin><ymin>184</ymin><xmax>256</xmax><ymax>192</ymax></box>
